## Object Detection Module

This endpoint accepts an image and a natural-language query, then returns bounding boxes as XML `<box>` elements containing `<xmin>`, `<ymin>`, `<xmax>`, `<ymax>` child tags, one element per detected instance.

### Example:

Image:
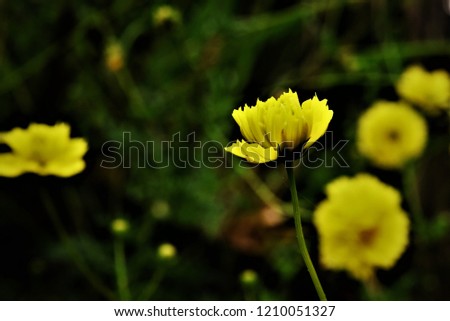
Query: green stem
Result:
<box><xmin>114</xmin><ymin>238</ymin><xmax>131</xmax><ymax>300</ymax></box>
<box><xmin>115</xmin><ymin>68</ymin><xmax>147</xmax><ymax>117</ymax></box>
<box><xmin>41</xmin><ymin>189</ymin><xmax>116</xmax><ymax>300</ymax></box>
<box><xmin>241</xmin><ymin>168</ymin><xmax>284</xmax><ymax>215</ymax></box>
<box><xmin>242</xmin><ymin>282</ymin><xmax>259</xmax><ymax>301</ymax></box>
<box><xmin>138</xmin><ymin>268</ymin><xmax>165</xmax><ymax>300</ymax></box>
<box><xmin>286</xmin><ymin>166</ymin><xmax>327</xmax><ymax>301</ymax></box>
<box><xmin>403</xmin><ymin>162</ymin><xmax>427</xmax><ymax>243</ymax></box>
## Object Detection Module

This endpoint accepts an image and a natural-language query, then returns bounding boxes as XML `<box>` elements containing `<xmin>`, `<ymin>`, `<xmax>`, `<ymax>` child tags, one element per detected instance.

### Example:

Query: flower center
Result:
<box><xmin>29</xmin><ymin>151</ymin><xmax>47</xmax><ymax>167</ymax></box>
<box><xmin>28</xmin><ymin>136</ymin><xmax>51</xmax><ymax>166</ymax></box>
<box><xmin>358</xmin><ymin>228</ymin><xmax>378</xmax><ymax>246</ymax></box>
<box><xmin>387</xmin><ymin>130</ymin><xmax>400</xmax><ymax>142</ymax></box>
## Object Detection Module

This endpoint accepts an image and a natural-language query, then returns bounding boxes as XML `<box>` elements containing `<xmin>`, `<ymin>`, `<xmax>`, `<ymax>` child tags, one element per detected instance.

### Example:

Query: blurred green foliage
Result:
<box><xmin>0</xmin><ymin>0</ymin><xmax>449</xmax><ymax>300</ymax></box>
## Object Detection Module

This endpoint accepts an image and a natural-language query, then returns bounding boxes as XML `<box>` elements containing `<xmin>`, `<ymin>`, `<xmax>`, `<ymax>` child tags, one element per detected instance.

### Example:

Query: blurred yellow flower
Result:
<box><xmin>225</xmin><ymin>89</ymin><xmax>333</xmax><ymax>163</ymax></box>
<box><xmin>357</xmin><ymin>101</ymin><xmax>427</xmax><ymax>169</ymax></box>
<box><xmin>396</xmin><ymin>65</ymin><xmax>450</xmax><ymax>114</ymax></box>
<box><xmin>313</xmin><ymin>174</ymin><xmax>410</xmax><ymax>282</ymax></box>
<box><xmin>0</xmin><ymin>123</ymin><xmax>88</xmax><ymax>177</ymax></box>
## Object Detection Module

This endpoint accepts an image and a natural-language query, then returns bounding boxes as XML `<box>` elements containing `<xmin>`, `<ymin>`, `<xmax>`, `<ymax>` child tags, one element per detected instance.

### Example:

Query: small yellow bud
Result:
<box><xmin>157</xmin><ymin>243</ymin><xmax>177</xmax><ymax>260</ymax></box>
<box><xmin>105</xmin><ymin>43</ymin><xmax>124</xmax><ymax>72</ymax></box>
<box><xmin>151</xmin><ymin>200</ymin><xmax>170</xmax><ymax>219</ymax></box>
<box><xmin>111</xmin><ymin>218</ymin><xmax>129</xmax><ymax>235</ymax></box>
<box><xmin>240</xmin><ymin>269</ymin><xmax>258</xmax><ymax>285</ymax></box>
<box><xmin>339</xmin><ymin>48</ymin><xmax>360</xmax><ymax>72</ymax></box>
<box><xmin>153</xmin><ymin>5</ymin><xmax>182</xmax><ymax>27</ymax></box>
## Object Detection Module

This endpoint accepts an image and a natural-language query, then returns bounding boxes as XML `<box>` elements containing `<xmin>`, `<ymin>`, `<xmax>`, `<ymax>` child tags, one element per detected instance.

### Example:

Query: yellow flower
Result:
<box><xmin>0</xmin><ymin>123</ymin><xmax>88</xmax><ymax>177</ymax></box>
<box><xmin>357</xmin><ymin>101</ymin><xmax>427</xmax><ymax>169</ymax></box>
<box><xmin>313</xmin><ymin>174</ymin><xmax>410</xmax><ymax>282</ymax></box>
<box><xmin>225</xmin><ymin>90</ymin><xmax>333</xmax><ymax>163</ymax></box>
<box><xmin>396</xmin><ymin>65</ymin><xmax>450</xmax><ymax>114</ymax></box>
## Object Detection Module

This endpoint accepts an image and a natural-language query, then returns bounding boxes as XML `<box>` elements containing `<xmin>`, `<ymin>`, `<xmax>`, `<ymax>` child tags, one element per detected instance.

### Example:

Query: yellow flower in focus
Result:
<box><xmin>396</xmin><ymin>65</ymin><xmax>450</xmax><ymax>114</ymax></box>
<box><xmin>357</xmin><ymin>101</ymin><xmax>427</xmax><ymax>169</ymax></box>
<box><xmin>225</xmin><ymin>90</ymin><xmax>333</xmax><ymax>163</ymax></box>
<box><xmin>313</xmin><ymin>174</ymin><xmax>410</xmax><ymax>282</ymax></box>
<box><xmin>0</xmin><ymin>123</ymin><xmax>88</xmax><ymax>177</ymax></box>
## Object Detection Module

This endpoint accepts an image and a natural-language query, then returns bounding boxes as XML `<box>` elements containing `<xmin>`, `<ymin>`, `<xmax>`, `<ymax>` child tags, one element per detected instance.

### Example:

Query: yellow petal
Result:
<box><xmin>0</xmin><ymin>123</ymin><xmax>71</xmax><ymax>158</ymax></box>
<box><xmin>43</xmin><ymin>159</ymin><xmax>86</xmax><ymax>177</ymax></box>
<box><xmin>225</xmin><ymin>140</ymin><xmax>278</xmax><ymax>163</ymax></box>
<box><xmin>0</xmin><ymin>154</ymin><xmax>38</xmax><ymax>177</ymax></box>
<box><xmin>40</xmin><ymin>139</ymin><xmax>88</xmax><ymax>177</ymax></box>
<box><xmin>302</xmin><ymin>95</ymin><xmax>333</xmax><ymax>148</ymax></box>
<box><xmin>232</xmin><ymin>104</ymin><xmax>265</xmax><ymax>144</ymax></box>
<box><xmin>0</xmin><ymin>127</ymin><xmax>32</xmax><ymax>157</ymax></box>
<box><xmin>258</xmin><ymin>97</ymin><xmax>283</xmax><ymax>147</ymax></box>
<box><xmin>61</xmin><ymin>138</ymin><xmax>88</xmax><ymax>159</ymax></box>
<box><xmin>278</xmin><ymin>89</ymin><xmax>301</xmax><ymax>112</ymax></box>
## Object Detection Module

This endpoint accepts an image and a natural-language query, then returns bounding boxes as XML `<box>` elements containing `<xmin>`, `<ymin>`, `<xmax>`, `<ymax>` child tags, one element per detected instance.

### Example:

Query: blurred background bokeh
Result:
<box><xmin>0</xmin><ymin>0</ymin><xmax>449</xmax><ymax>300</ymax></box>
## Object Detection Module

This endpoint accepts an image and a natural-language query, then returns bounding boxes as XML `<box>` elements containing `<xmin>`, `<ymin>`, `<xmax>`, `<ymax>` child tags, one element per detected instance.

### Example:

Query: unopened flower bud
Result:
<box><xmin>240</xmin><ymin>269</ymin><xmax>258</xmax><ymax>285</ymax></box>
<box><xmin>151</xmin><ymin>200</ymin><xmax>170</xmax><ymax>219</ymax></box>
<box><xmin>105</xmin><ymin>42</ymin><xmax>124</xmax><ymax>72</ymax></box>
<box><xmin>157</xmin><ymin>243</ymin><xmax>177</xmax><ymax>260</ymax></box>
<box><xmin>111</xmin><ymin>218</ymin><xmax>129</xmax><ymax>235</ymax></box>
<box><xmin>153</xmin><ymin>5</ymin><xmax>182</xmax><ymax>27</ymax></box>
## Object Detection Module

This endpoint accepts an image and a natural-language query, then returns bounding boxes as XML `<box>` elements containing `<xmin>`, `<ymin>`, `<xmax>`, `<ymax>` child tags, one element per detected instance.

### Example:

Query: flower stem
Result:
<box><xmin>114</xmin><ymin>238</ymin><xmax>131</xmax><ymax>300</ymax></box>
<box><xmin>286</xmin><ymin>166</ymin><xmax>327</xmax><ymax>301</ymax></box>
<box><xmin>41</xmin><ymin>189</ymin><xmax>116</xmax><ymax>300</ymax></box>
<box><xmin>402</xmin><ymin>162</ymin><xmax>427</xmax><ymax>243</ymax></box>
<box><xmin>138</xmin><ymin>268</ymin><xmax>165</xmax><ymax>300</ymax></box>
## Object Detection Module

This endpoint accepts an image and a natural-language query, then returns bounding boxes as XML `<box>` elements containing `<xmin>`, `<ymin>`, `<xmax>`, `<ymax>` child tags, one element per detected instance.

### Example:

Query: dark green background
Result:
<box><xmin>0</xmin><ymin>0</ymin><xmax>449</xmax><ymax>300</ymax></box>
